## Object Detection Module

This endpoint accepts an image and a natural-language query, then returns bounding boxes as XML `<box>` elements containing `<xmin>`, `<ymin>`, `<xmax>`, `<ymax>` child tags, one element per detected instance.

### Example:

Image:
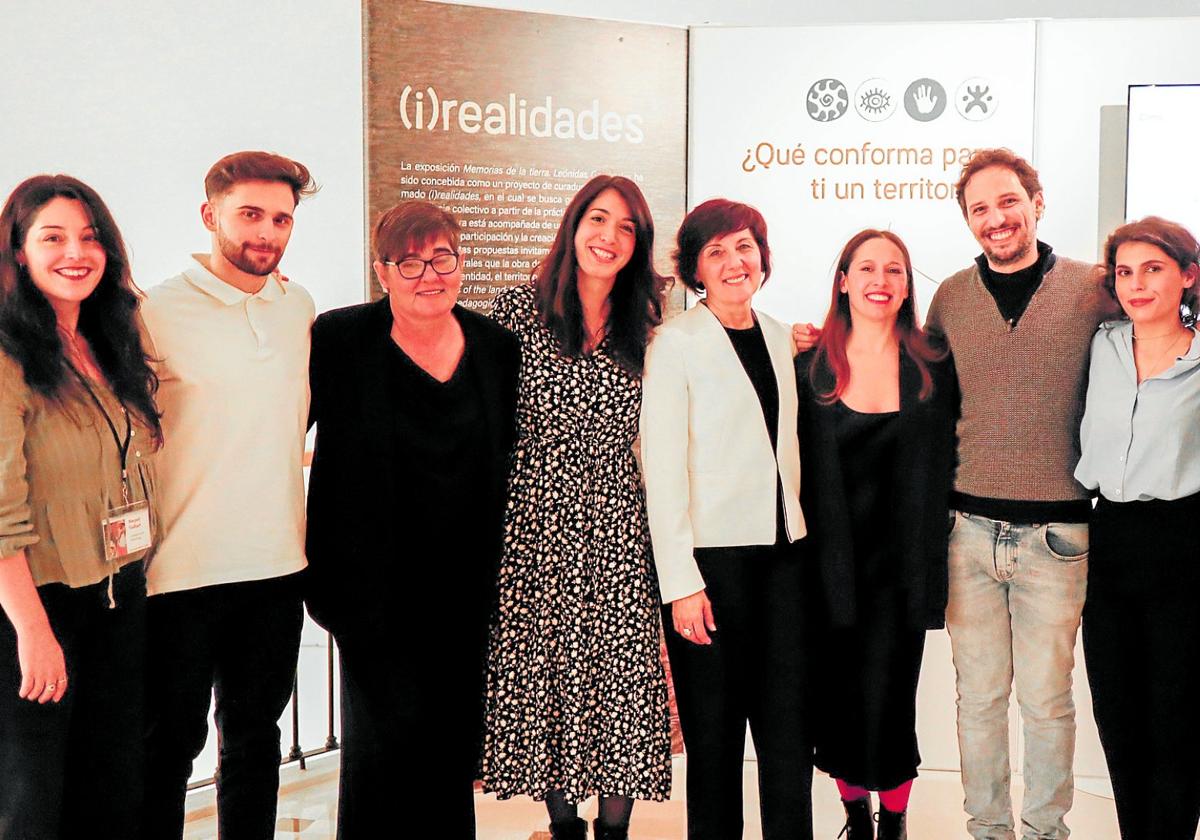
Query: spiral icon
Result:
<box><xmin>806</xmin><ymin>79</ymin><xmax>849</xmax><ymax>122</ymax></box>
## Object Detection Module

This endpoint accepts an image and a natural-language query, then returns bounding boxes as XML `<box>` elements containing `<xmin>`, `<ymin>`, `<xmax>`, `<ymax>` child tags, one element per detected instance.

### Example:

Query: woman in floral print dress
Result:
<box><xmin>481</xmin><ymin>174</ymin><xmax>673</xmax><ymax>840</ymax></box>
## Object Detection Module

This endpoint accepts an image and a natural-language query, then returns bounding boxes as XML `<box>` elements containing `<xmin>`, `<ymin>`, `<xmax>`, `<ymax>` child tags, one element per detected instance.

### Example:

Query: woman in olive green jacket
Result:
<box><xmin>0</xmin><ymin>174</ymin><xmax>162</xmax><ymax>839</ymax></box>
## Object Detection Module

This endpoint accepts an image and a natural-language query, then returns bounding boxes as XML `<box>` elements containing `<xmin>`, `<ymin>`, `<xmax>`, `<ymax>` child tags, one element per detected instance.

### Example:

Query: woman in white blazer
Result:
<box><xmin>641</xmin><ymin>198</ymin><xmax>810</xmax><ymax>840</ymax></box>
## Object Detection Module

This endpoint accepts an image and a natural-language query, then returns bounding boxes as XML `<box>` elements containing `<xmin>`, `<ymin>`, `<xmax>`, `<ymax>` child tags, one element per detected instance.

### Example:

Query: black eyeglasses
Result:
<box><xmin>382</xmin><ymin>253</ymin><xmax>460</xmax><ymax>280</ymax></box>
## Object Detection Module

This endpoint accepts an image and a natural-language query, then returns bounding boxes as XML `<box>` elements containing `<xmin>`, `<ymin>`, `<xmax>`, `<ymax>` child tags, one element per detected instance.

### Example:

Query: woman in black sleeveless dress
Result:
<box><xmin>796</xmin><ymin>230</ymin><xmax>956</xmax><ymax>840</ymax></box>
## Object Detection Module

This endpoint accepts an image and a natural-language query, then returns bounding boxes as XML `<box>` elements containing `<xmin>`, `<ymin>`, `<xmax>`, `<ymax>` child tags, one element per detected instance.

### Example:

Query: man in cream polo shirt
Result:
<box><xmin>140</xmin><ymin>151</ymin><xmax>317</xmax><ymax>840</ymax></box>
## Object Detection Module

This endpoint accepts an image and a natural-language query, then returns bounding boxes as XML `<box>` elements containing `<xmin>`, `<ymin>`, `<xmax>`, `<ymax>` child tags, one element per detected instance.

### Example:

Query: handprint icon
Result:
<box><xmin>903</xmin><ymin>78</ymin><xmax>947</xmax><ymax>121</ymax></box>
<box><xmin>914</xmin><ymin>85</ymin><xmax>938</xmax><ymax>113</ymax></box>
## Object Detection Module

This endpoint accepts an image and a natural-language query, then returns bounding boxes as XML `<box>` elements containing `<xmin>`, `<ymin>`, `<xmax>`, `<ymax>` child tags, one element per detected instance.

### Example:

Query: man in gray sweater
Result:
<box><xmin>926</xmin><ymin>149</ymin><xmax>1116</xmax><ymax>840</ymax></box>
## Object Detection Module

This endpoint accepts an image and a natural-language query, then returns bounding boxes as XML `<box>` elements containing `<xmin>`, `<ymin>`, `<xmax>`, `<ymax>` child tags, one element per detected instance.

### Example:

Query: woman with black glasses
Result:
<box><xmin>305</xmin><ymin>199</ymin><xmax>520</xmax><ymax>839</ymax></box>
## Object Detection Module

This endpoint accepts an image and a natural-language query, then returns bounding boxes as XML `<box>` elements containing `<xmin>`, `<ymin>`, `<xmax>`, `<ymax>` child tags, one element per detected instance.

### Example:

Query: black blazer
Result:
<box><xmin>304</xmin><ymin>298</ymin><xmax>520</xmax><ymax>640</ymax></box>
<box><xmin>796</xmin><ymin>346</ymin><xmax>958</xmax><ymax>631</ymax></box>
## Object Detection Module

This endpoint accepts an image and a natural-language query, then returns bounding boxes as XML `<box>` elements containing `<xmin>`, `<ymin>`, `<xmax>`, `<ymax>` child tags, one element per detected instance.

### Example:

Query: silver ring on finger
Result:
<box><xmin>45</xmin><ymin>683</ymin><xmax>56</xmax><ymax>692</ymax></box>
<box><xmin>682</xmin><ymin>627</ymin><xmax>694</xmax><ymax>637</ymax></box>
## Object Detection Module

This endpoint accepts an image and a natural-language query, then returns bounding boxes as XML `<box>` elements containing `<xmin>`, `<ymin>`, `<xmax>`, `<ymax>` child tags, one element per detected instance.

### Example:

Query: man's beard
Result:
<box><xmin>982</xmin><ymin>228</ymin><xmax>1035</xmax><ymax>269</ymax></box>
<box><xmin>217</xmin><ymin>228</ymin><xmax>283</xmax><ymax>276</ymax></box>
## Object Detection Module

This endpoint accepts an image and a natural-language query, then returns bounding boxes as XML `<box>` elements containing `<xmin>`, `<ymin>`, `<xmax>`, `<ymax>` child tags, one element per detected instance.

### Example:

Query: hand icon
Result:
<box><xmin>903</xmin><ymin>78</ymin><xmax>946</xmax><ymax>121</ymax></box>
<box><xmin>913</xmin><ymin>84</ymin><xmax>938</xmax><ymax>115</ymax></box>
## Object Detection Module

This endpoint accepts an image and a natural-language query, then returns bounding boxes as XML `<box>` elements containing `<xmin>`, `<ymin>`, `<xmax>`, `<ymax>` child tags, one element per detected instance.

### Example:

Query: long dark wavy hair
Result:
<box><xmin>533</xmin><ymin>174</ymin><xmax>667</xmax><ymax>374</ymax></box>
<box><xmin>810</xmin><ymin>229</ymin><xmax>945</xmax><ymax>404</ymax></box>
<box><xmin>0</xmin><ymin>175</ymin><xmax>162</xmax><ymax>441</ymax></box>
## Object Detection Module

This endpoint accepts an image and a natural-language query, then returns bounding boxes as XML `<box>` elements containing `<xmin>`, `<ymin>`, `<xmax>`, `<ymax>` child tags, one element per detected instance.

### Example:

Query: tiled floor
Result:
<box><xmin>183</xmin><ymin>752</ymin><xmax>1175</xmax><ymax>839</ymax></box>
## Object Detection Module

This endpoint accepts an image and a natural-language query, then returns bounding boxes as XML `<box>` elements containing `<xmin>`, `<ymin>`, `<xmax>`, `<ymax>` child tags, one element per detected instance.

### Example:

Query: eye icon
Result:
<box><xmin>854</xmin><ymin>78</ymin><xmax>897</xmax><ymax>122</ymax></box>
<box><xmin>806</xmin><ymin>78</ymin><xmax>849</xmax><ymax>122</ymax></box>
<box><xmin>860</xmin><ymin>88</ymin><xmax>890</xmax><ymax>114</ymax></box>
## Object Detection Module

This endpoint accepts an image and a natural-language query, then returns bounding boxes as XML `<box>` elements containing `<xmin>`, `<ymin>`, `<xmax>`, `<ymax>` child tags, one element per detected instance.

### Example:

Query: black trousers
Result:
<box><xmin>663</xmin><ymin>541</ymin><xmax>812</xmax><ymax>840</ymax></box>
<box><xmin>0</xmin><ymin>562</ymin><xmax>146</xmax><ymax>840</ymax></box>
<box><xmin>143</xmin><ymin>573</ymin><xmax>303</xmax><ymax>840</ymax></box>
<box><xmin>1083</xmin><ymin>494</ymin><xmax>1200</xmax><ymax>840</ymax></box>
<box><xmin>335</xmin><ymin>629</ymin><xmax>485</xmax><ymax>840</ymax></box>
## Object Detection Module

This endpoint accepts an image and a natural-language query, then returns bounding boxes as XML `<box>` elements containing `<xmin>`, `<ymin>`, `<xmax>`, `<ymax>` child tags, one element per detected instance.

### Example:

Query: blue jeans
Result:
<box><xmin>945</xmin><ymin>511</ymin><xmax>1088</xmax><ymax>840</ymax></box>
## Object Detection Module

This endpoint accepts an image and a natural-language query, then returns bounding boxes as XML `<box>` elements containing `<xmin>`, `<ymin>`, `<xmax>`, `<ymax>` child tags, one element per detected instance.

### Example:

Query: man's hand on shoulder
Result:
<box><xmin>792</xmin><ymin>322</ymin><xmax>820</xmax><ymax>355</ymax></box>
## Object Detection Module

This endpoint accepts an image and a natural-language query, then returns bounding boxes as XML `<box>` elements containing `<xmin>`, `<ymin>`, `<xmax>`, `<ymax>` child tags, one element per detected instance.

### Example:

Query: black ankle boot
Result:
<box><xmin>837</xmin><ymin>797</ymin><xmax>873</xmax><ymax>839</ymax></box>
<box><xmin>549</xmin><ymin>817</ymin><xmax>588</xmax><ymax>840</ymax></box>
<box><xmin>592</xmin><ymin>818</ymin><xmax>629</xmax><ymax>840</ymax></box>
<box><xmin>875</xmin><ymin>807</ymin><xmax>907</xmax><ymax>840</ymax></box>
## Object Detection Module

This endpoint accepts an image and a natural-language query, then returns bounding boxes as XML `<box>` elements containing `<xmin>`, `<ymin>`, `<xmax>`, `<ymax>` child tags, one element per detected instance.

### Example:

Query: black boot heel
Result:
<box><xmin>592</xmin><ymin>818</ymin><xmax>629</xmax><ymax>840</ymax></box>
<box><xmin>549</xmin><ymin>817</ymin><xmax>588</xmax><ymax>840</ymax></box>
<box><xmin>837</xmin><ymin>796</ymin><xmax>874</xmax><ymax>839</ymax></box>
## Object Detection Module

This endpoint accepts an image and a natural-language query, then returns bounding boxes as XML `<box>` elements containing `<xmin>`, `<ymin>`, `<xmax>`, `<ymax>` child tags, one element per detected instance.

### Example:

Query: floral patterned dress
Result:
<box><xmin>480</xmin><ymin>283</ymin><xmax>672</xmax><ymax>802</ymax></box>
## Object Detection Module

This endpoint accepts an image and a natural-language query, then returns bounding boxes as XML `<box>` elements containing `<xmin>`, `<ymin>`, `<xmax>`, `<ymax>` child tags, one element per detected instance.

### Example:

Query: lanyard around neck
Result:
<box><xmin>70</xmin><ymin>367</ymin><xmax>133</xmax><ymax>504</ymax></box>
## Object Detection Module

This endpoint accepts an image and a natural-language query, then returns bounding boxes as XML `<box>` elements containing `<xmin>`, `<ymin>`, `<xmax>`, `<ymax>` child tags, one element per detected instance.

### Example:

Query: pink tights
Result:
<box><xmin>836</xmin><ymin>778</ymin><xmax>913</xmax><ymax>813</ymax></box>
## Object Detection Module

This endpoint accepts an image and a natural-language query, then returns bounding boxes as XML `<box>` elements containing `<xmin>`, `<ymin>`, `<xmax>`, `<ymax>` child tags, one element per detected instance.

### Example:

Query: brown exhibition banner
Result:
<box><xmin>364</xmin><ymin>0</ymin><xmax>688</xmax><ymax>310</ymax></box>
<box><xmin>365</xmin><ymin>0</ymin><xmax>688</xmax><ymax>754</ymax></box>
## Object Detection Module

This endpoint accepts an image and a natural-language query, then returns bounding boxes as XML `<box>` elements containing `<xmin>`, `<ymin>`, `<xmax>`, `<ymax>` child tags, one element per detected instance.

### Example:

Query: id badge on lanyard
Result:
<box><xmin>75</xmin><ymin>372</ymin><xmax>155</xmax><ymax>563</ymax></box>
<box><xmin>102</xmin><ymin>500</ymin><xmax>152</xmax><ymax>562</ymax></box>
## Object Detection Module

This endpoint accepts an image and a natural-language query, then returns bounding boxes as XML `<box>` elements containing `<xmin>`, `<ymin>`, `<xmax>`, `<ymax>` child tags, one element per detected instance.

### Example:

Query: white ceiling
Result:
<box><xmin>430</xmin><ymin>0</ymin><xmax>1200</xmax><ymax>27</ymax></box>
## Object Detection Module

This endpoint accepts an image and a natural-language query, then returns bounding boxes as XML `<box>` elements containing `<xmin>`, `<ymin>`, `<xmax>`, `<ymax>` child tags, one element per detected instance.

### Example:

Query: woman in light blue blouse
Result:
<box><xmin>1075</xmin><ymin>216</ymin><xmax>1200</xmax><ymax>840</ymax></box>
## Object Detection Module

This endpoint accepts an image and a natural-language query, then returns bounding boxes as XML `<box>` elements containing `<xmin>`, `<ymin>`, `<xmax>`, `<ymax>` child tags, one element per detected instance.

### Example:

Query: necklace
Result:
<box><xmin>57</xmin><ymin>325</ymin><xmax>86</xmax><ymax>360</ymax></box>
<box><xmin>582</xmin><ymin>300</ymin><xmax>609</xmax><ymax>352</ymax></box>
<box><xmin>583</xmin><ymin>322</ymin><xmax>606</xmax><ymax>352</ymax></box>
<box><xmin>58</xmin><ymin>325</ymin><xmax>102</xmax><ymax>381</ymax></box>
<box><xmin>1136</xmin><ymin>328</ymin><xmax>1191</xmax><ymax>382</ymax></box>
<box><xmin>1132</xmin><ymin>328</ymin><xmax>1182</xmax><ymax>341</ymax></box>
<box><xmin>700</xmin><ymin>299</ymin><xmax>755</xmax><ymax>329</ymax></box>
